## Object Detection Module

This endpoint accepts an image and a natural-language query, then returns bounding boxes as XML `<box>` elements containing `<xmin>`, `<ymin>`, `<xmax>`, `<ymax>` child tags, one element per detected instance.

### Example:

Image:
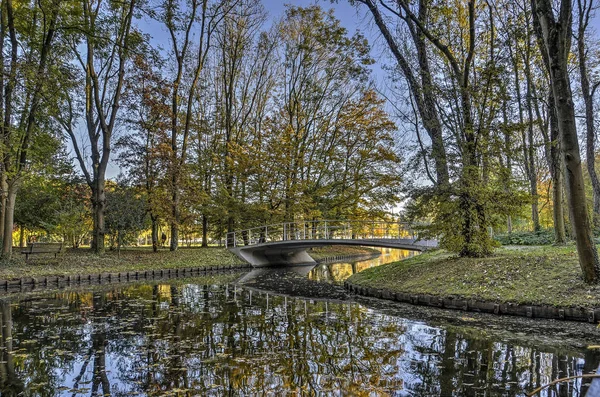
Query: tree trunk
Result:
<box><xmin>202</xmin><ymin>215</ymin><xmax>208</xmax><ymax>247</ymax></box>
<box><xmin>91</xmin><ymin>180</ymin><xmax>106</xmax><ymax>254</ymax></box>
<box><xmin>553</xmin><ymin>50</ymin><xmax>598</xmax><ymax>282</ymax></box>
<box><xmin>548</xmin><ymin>93</ymin><xmax>566</xmax><ymax>244</ymax></box>
<box><xmin>552</xmin><ymin>169</ymin><xmax>566</xmax><ymax>243</ymax></box>
<box><xmin>459</xmin><ymin>77</ymin><xmax>491</xmax><ymax>257</ymax></box>
<box><xmin>117</xmin><ymin>230</ymin><xmax>122</xmax><ymax>258</ymax></box>
<box><xmin>170</xmin><ymin>222</ymin><xmax>178</xmax><ymax>251</ymax></box>
<box><xmin>151</xmin><ymin>215</ymin><xmax>158</xmax><ymax>253</ymax></box>
<box><xmin>513</xmin><ymin>41</ymin><xmax>540</xmax><ymax>232</ymax></box>
<box><xmin>1</xmin><ymin>184</ymin><xmax>16</xmax><ymax>258</ymax></box>
<box><xmin>0</xmin><ymin>174</ymin><xmax>7</xmax><ymax>246</ymax></box>
<box><xmin>525</xmin><ymin>66</ymin><xmax>540</xmax><ymax>231</ymax></box>
<box><xmin>532</xmin><ymin>0</ymin><xmax>599</xmax><ymax>282</ymax></box>
<box><xmin>170</xmin><ymin>186</ymin><xmax>179</xmax><ymax>251</ymax></box>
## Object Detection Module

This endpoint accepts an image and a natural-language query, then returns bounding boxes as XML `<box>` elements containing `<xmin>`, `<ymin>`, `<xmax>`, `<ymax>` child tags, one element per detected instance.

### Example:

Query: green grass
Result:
<box><xmin>0</xmin><ymin>247</ymin><xmax>247</xmax><ymax>279</ymax></box>
<box><xmin>348</xmin><ymin>244</ymin><xmax>600</xmax><ymax>308</ymax></box>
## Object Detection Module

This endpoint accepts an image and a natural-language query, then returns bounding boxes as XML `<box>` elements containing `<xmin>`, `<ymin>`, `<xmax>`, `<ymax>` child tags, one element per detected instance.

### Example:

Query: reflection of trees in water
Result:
<box><xmin>396</xmin><ymin>323</ymin><xmax>600</xmax><ymax>396</ymax></box>
<box><xmin>309</xmin><ymin>248</ymin><xmax>418</xmax><ymax>282</ymax></box>
<box><xmin>90</xmin><ymin>294</ymin><xmax>111</xmax><ymax>396</ymax></box>
<box><xmin>0</xmin><ymin>300</ymin><xmax>22</xmax><ymax>396</ymax></box>
<box><xmin>0</xmin><ymin>284</ymin><xmax>597</xmax><ymax>395</ymax></box>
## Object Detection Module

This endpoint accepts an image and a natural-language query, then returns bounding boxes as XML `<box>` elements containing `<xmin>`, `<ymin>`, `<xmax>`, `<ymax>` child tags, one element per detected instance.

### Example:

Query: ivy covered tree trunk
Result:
<box><xmin>0</xmin><ymin>175</ymin><xmax>7</xmax><ymax>246</ymax></box>
<box><xmin>548</xmin><ymin>93</ymin><xmax>566</xmax><ymax>244</ymax></box>
<box><xmin>1</xmin><ymin>185</ymin><xmax>16</xmax><ymax>258</ymax></box>
<box><xmin>532</xmin><ymin>0</ymin><xmax>599</xmax><ymax>282</ymax></box>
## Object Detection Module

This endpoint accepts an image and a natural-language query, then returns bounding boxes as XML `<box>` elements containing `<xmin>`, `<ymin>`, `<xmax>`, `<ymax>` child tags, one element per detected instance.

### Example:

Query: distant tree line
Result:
<box><xmin>1</xmin><ymin>1</ymin><xmax>400</xmax><ymax>256</ymax></box>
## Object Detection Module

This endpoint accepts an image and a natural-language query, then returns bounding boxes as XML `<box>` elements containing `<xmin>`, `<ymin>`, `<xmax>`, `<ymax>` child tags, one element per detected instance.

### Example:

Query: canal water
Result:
<box><xmin>1</xmin><ymin>248</ymin><xmax>599</xmax><ymax>396</ymax></box>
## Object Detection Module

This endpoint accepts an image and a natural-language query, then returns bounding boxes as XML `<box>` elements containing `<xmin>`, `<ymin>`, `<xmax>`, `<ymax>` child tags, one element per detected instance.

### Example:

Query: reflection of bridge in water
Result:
<box><xmin>236</xmin><ymin>248</ymin><xmax>417</xmax><ymax>301</ymax></box>
<box><xmin>309</xmin><ymin>248</ymin><xmax>418</xmax><ymax>282</ymax></box>
<box><xmin>227</xmin><ymin>220</ymin><xmax>437</xmax><ymax>267</ymax></box>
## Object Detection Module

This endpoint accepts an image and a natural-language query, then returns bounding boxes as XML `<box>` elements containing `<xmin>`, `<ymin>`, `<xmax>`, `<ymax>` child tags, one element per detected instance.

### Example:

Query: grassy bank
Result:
<box><xmin>0</xmin><ymin>247</ymin><xmax>246</xmax><ymax>279</ymax></box>
<box><xmin>0</xmin><ymin>245</ymin><xmax>376</xmax><ymax>280</ymax></box>
<box><xmin>348</xmin><ymin>245</ymin><xmax>600</xmax><ymax>308</ymax></box>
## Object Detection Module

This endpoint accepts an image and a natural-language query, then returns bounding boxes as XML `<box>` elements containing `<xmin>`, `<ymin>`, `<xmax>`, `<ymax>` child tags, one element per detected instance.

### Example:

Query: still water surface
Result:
<box><xmin>1</xmin><ymin>248</ymin><xmax>599</xmax><ymax>396</ymax></box>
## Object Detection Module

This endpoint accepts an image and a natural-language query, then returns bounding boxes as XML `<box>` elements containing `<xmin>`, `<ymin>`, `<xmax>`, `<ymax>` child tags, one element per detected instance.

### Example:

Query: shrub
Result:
<box><xmin>495</xmin><ymin>230</ymin><xmax>555</xmax><ymax>246</ymax></box>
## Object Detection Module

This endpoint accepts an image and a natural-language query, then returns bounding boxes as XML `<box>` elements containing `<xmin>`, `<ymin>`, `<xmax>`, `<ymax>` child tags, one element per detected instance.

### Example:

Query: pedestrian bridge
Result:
<box><xmin>226</xmin><ymin>220</ymin><xmax>437</xmax><ymax>267</ymax></box>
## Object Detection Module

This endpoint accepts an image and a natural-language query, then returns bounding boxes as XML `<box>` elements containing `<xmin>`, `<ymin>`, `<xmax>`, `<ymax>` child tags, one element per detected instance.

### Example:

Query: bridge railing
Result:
<box><xmin>225</xmin><ymin>220</ymin><xmax>422</xmax><ymax>248</ymax></box>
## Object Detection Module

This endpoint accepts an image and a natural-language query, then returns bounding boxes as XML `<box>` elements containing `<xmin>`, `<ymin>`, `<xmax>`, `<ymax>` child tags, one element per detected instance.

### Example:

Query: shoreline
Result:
<box><xmin>0</xmin><ymin>246</ymin><xmax>379</xmax><ymax>295</ymax></box>
<box><xmin>344</xmin><ymin>245</ymin><xmax>600</xmax><ymax>324</ymax></box>
<box><xmin>344</xmin><ymin>279</ymin><xmax>600</xmax><ymax>323</ymax></box>
<box><xmin>0</xmin><ymin>264</ymin><xmax>251</xmax><ymax>295</ymax></box>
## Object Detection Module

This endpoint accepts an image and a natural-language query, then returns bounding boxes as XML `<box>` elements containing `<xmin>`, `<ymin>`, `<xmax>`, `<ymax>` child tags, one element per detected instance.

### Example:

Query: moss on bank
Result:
<box><xmin>0</xmin><ymin>245</ymin><xmax>376</xmax><ymax>280</ymax></box>
<box><xmin>348</xmin><ymin>245</ymin><xmax>600</xmax><ymax>308</ymax></box>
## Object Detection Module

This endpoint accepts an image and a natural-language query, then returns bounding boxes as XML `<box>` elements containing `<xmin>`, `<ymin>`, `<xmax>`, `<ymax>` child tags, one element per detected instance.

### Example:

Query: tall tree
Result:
<box><xmin>353</xmin><ymin>0</ymin><xmax>449</xmax><ymax>189</ymax></box>
<box><xmin>276</xmin><ymin>5</ymin><xmax>373</xmax><ymax>223</ymax></box>
<box><xmin>532</xmin><ymin>0</ymin><xmax>600</xmax><ymax>282</ymax></box>
<box><xmin>118</xmin><ymin>54</ymin><xmax>171</xmax><ymax>252</ymax></box>
<box><xmin>213</xmin><ymin>0</ymin><xmax>270</xmax><ymax>235</ymax></box>
<box><xmin>156</xmin><ymin>0</ymin><xmax>234</xmax><ymax>251</ymax></box>
<box><xmin>364</xmin><ymin>0</ymin><xmax>511</xmax><ymax>256</ymax></box>
<box><xmin>0</xmin><ymin>0</ymin><xmax>63</xmax><ymax>256</ymax></box>
<box><xmin>58</xmin><ymin>0</ymin><xmax>138</xmax><ymax>253</ymax></box>
<box><xmin>576</xmin><ymin>0</ymin><xmax>600</xmax><ymax>226</ymax></box>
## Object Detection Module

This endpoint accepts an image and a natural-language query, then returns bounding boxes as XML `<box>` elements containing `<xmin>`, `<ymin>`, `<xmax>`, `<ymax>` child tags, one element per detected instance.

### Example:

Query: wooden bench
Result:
<box><xmin>20</xmin><ymin>243</ymin><xmax>65</xmax><ymax>261</ymax></box>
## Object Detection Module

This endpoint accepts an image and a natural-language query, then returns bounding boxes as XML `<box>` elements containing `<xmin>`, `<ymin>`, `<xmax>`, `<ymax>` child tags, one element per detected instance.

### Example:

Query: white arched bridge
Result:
<box><xmin>226</xmin><ymin>220</ymin><xmax>437</xmax><ymax>267</ymax></box>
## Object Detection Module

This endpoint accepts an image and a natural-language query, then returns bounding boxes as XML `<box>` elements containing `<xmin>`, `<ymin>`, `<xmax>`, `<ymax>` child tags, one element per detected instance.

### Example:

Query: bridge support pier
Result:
<box><xmin>230</xmin><ymin>247</ymin><xmax>317</xmax><ymax>268</ymax></box>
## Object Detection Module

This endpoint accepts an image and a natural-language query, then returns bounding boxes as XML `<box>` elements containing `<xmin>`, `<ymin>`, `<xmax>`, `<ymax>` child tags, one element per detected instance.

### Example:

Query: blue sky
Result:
<box><xmin>262</xmin><ymin>0</ymin><xmax>389</xmax><ymax>82</ymax></box>
<box><xmin>262</xmin><ymin>0</ymin><xmax>600</xmax><ymax>82</ymax></box>
<box><xmin>263</xmin><ymin>0</ymin><xmax>363</xmax><ymax>25</ymax></box>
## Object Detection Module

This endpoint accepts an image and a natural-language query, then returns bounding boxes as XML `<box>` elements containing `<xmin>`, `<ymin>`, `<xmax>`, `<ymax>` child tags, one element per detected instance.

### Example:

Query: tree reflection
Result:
<box><xmin>0</xmin><ymin>300</ymin><xmax>23</xmax><ymax>396</ymax></box>
<box><xmin>90</xmin><ymin>295</ymin><xmax>111</xmax><ymax>396</ymax></box>
<box><xmin>0</xmin><ymin>282</ymin><xmax>596</xmax><ymax>395</ymax></box>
